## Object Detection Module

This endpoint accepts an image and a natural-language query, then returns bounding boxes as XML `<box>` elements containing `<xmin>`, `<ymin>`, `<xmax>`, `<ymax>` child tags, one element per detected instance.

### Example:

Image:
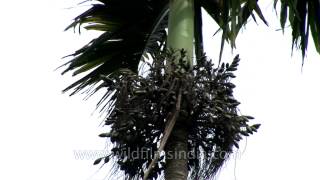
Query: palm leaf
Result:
<box><xmin>61</xmin><ymin>0</ymin><xmax>169</xmax><ymax>95</ymax></box>
<box><xmin>201</xmin><ymin>0</ymin><xmax>268</xmax><ymax>63</ymax></box>
<box><xmin>275</xmin><ymin>0</ymin><xmax>320</xmax><ymax>61</ymax></box>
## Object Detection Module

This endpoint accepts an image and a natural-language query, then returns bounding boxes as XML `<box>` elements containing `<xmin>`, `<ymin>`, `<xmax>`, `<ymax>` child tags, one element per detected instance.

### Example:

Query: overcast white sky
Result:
<box><xmin>0</xmin><ymin>1</ymin><xmax>319</xmax><ymax>180</ymax></box>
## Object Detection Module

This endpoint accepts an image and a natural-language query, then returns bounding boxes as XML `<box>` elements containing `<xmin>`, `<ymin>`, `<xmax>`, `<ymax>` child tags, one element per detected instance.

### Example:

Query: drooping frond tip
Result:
<box><xmin>201</xmin><ymin>0</ymin><xmax>268</xmax><ymax>64</ymax></box>
<box><xmin>274</xmin><ymin>0</ymin><xmax>320</xmax><ymax>64</ymax></box>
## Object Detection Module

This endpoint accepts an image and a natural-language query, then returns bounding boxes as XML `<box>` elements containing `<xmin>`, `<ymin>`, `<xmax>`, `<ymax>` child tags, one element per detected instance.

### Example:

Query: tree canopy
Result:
<box><xmin>61</xmin><ymin>0</ymin><xmax>320</xmax><ymax>179</ymax></box>
<box><xmin>61</xmin><ymin>0</ymin><xmax>320</xmax><ymax>96</ymax></box>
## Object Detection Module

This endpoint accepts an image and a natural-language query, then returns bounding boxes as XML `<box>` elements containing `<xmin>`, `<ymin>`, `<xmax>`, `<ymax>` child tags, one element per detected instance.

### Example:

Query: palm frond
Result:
<box><xmin>201</xmin><ymin>0</ymin><xmax>268</xmax><ymax>63</ymax></box>
<box><xmin>61</xmin><ymin>0</ymin><xmax>168</xmax><ymax>95</ymax></box>
<box><xmin>275</xmin><ymin>0</ymin><xmax>320</xmax><ymax>62</ymax></box>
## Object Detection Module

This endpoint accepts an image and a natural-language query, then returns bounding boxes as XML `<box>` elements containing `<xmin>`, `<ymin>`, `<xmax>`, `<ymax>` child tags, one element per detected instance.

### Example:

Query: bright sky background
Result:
<box><xmin>0</xmin><ymin>1</ymin><xmax>319</xmax><ymax>180</ymax></box>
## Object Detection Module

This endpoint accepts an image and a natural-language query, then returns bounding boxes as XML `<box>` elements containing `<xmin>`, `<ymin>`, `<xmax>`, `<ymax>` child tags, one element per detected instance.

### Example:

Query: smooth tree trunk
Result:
<box><xmin>164</xmin><ymin>120</ymin><xmax>189</xmax><ymax>180</ymax></box>
<box><xmin>165</xmin><ymin>0</ymin><xmax>194</xmax><ymax>179</ymax></box>
<box><xmin>167</xmin><ymin>0</ymin><xmax>194</xmax><ymax>65</ymax></box>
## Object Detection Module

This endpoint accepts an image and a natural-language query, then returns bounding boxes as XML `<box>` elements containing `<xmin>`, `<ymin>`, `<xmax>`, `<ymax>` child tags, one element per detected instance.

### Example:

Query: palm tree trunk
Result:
<box><xmin>167</xmin><ymin>0</ymin><xmax>194</xmax><ymax>65</ymax></box>
<box><xmin>164</xmin><ymin>120</ymin><xmax>189</xmax><ymax>180</ymax></box>
<box><xmin>165</xmin><ymin>0</ymin><xmax>194</xmax><ymax>179</ymax></box>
